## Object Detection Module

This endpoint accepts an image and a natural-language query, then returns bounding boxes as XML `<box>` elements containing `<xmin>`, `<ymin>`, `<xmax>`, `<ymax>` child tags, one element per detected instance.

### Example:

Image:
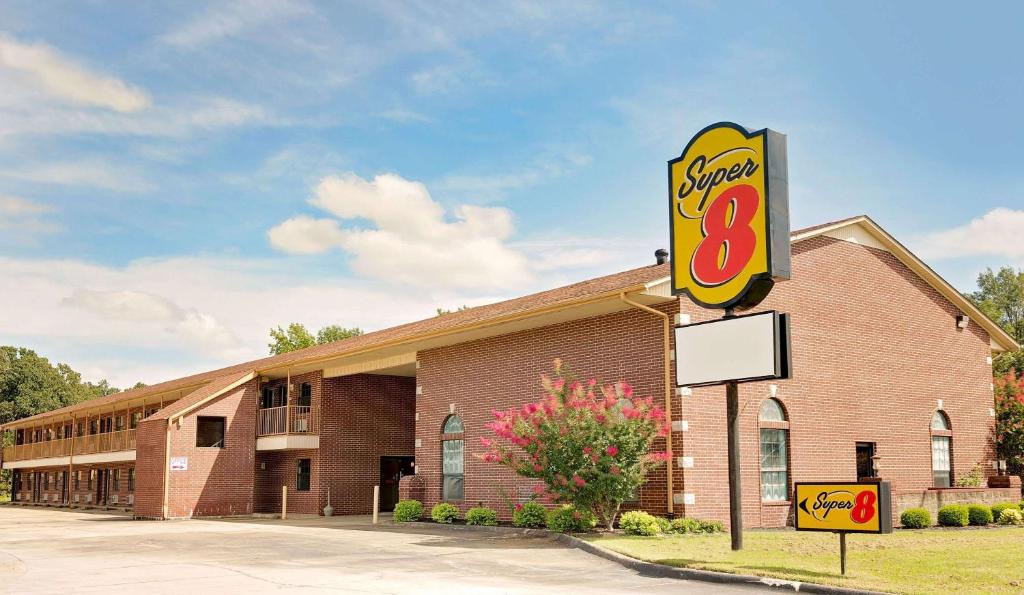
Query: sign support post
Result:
<box><xmin>839</xmin><ymin>532</ymin><xmax>847</xmax><ymax>575</ymax></box>
<box><xmin>726</xmin><ymin>377</ymin><xmax>742</xmax><ymax>551</ymax></box>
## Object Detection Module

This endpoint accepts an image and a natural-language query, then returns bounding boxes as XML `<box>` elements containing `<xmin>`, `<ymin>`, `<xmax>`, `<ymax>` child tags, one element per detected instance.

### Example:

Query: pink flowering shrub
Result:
<box><xmin>480</xmin><ymin>359</ymin><xmax>670</xmax><ymax>530</ymax></box>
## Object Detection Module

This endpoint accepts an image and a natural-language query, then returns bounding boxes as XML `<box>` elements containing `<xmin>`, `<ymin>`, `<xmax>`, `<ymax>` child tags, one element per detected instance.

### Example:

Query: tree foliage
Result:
<box><xmin>436</xmin><ymin>305</ymin><xmax>470</xmax><ymax>316</ymax></box>
<box><xmin>479</xmin><ymin>360</ymin><xmax>669</xmax><ymax>530</ymax></box>
<box><xmin>268</xmin><ymin>323</ymin><xmax>363</xmax><ymax>355</ymax></box>
<box><xmin>994</xmin><ymin>373</ymin><xmax>1024</xmax><ymax>478</ymax></box>
<box><xmin>970</xmin><ymin>267</ymin><xmax>1024</xmax><ymax>377</ymax></box>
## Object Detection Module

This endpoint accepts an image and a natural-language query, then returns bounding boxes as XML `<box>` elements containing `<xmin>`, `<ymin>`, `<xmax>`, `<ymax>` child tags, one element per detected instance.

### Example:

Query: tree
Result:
<box><xmin>970</xmin><ymin>267</ymin><xmax>1024</xmax><ymax>378</ymax></box>
<box><xmin>479</xmin><ymin>360</ymin><xmax>669</xmax><ymax>530</ymax></box>
<box><xmin>316</xmin><ymin>325</ymin><xmax>363</xmax><ymax>345</ymax></box>
<box><xmin>994</xmin><ymin>373</ymin><xmax>1024</xmax><ymax>479</ymax></box>
<box><xmin>436</xmin><ymin>305</ymin><xmax>470</xmax><ymax>316</ymax></box>
<box><xmin>268</xmin><ymin>323</ymin><xmax>364</xmax><ymax>355</ymax></box>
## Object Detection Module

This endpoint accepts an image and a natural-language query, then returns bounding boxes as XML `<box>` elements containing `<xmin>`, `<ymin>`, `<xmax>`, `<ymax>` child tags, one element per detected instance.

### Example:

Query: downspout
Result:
<box><xmin>619</xmin><ymin>292</ymin><xmax>675</xmax><ymax>517</ymax></box>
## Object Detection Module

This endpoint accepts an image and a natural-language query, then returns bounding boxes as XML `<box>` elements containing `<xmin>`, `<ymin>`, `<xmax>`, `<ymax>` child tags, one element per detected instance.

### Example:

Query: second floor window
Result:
<box><xmin>196</xmin><ymin>416</ymin><xmax>226</xmax><ymax>448</ymax></box>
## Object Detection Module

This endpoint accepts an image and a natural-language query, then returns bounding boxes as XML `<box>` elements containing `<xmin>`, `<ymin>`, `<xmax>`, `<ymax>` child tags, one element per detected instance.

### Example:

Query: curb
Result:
<box><xmin>555</xmin><ymin>533</ymin><xmax>887</xmax><ymax>595</ymax></box>
<box><xmin>403</xmin><ymin>521</ymin><xmax>885</xmax><ymax>595</ymax></box>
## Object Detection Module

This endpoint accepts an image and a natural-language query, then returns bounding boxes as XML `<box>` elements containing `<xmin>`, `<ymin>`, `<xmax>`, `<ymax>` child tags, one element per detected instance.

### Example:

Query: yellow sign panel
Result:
<box><xmin>794</xmin><ymin>483</ymin><xmax>892</xmax><ymax>534</ymax></box>
<box><xmin>668</xmin><ymin>122</ymin><xmax>790</xmax><ymax>309</ymax></box>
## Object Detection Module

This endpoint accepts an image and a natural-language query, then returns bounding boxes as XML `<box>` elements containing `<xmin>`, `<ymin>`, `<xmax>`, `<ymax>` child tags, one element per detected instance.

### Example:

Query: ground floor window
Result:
<box><xmin>932</xmin><ymin>436</ymin><xmax>952</xmax><ymax>487</ymax></box>
<box><xmin>112</xmin><ymin>469</ymin><xmax>120</xmax><ymax>492</ymax></box>
<box><xmin>442</xmin><ymin>415</ymin><xmax>465</xmax><ymax>501</ymax></box>
<box><xmin>128</xmin><ymin>468</ymin><xmax>135</xmax><ymax>492</ymax></box>
<box><xmin>758</xmin><ymin>399</ymin><xmax>789</xmax><ymax>501</ymax></box>
<box><xmin>88</xmin><ymin>470</ymin><xmax>95</xmax><ymax>490</ymax></box>
<box><xmin>296</xmin><ymin>459</ymin><xmax>311</xmax><ymax>491</ymax></box>
<box><xmin>74</xmin><ymin>471</ymin><xmax>80</xmax><ymax>491</ymax></box>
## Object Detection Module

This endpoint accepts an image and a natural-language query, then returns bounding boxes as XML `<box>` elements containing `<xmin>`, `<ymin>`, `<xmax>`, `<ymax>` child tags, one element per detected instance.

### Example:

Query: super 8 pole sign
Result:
<box><xmin>794</xmin><ymin>482</ymin><xmax>893</xmax><ymax>534</ymax></box>
<box><xmin>669</xmin><ymin>122</ymin><xmax>792</xmax><ymax>310</ymax></box>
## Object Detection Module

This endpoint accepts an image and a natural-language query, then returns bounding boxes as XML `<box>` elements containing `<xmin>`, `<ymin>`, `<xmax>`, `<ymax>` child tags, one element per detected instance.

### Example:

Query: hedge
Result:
<box><xmin>900</xmin><ymin>508</ymin><xmax>931</xmax><ymax>529</ymax></box>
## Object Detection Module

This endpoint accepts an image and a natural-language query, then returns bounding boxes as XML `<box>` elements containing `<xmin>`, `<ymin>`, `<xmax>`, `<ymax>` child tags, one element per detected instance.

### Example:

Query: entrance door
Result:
<box><xmin>32</xmin><ymin>472</ymin><xmax>41</xmax><ymax>503</ymax></box>
<box><xmin>11</xmin><ymin>470</ymin><xmax>19</xmax><ymax>502</ymax></box>
<box><xmin>96</xmin><ymin>469</ymin><xmax>107</xmax><ymax>506</ymax></box>
<box><xmin>379</xmin><ymin>456</ymin><xmax>415</xmax><ymax>512</ymax></box>
<box><xmin>856</xmin><ymin>442</ymin><xmax>876</xmax><ymax>481</ymax></box>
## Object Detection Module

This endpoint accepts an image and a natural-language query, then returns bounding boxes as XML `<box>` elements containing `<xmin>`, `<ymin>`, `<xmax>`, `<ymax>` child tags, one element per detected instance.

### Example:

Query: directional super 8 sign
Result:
<box><xmin>669</xmin><ymin>122</ymin><xmax>792</xmax><ymax>310</ymax></box>
<box><xmin>794</xmin><ymin>482</ymin><xmax>893</xmax><ymax>534</ymax></box>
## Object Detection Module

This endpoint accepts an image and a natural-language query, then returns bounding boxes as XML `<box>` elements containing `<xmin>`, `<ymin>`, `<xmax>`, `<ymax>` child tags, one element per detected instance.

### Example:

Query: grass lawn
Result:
<box><xmin>586</xmin><ymin>528</ymin><xmax>1024</xmax><ymax>594</ymax></box>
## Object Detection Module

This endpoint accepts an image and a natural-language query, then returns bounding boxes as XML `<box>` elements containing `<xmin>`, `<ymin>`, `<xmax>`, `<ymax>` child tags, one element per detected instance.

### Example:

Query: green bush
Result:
<box><xmin>991</xmin><ymin>502</ymin><xmax>1018</xmax><ymax>521</ymax></box>
<box><xmin>997</xmin><ymin>508</ymin><xmax>1024</xmax><ymax>525</ymax></box>
<box><xmin>465</xmin><ymin>507</ymin><xmax>498</xmax><ymax>526</ymax></box>
<box><xmin>655</xmin><ymin>516</ymin><xmax>672</xmax><ymax>534</ymax></box>
<box><xmin>619</xmin><ymin>511</ymin><xmax>662</xmax><ymax>536</ymax></box>
<box><xmin>546</xmin><ymin>505</ymin><xmax>596</xmax><ymax>533</ymax></box>
<box><xmin>698</xmin><ymin>519</ymin><xmax>725</xmax><ymax>533</ymax></box>
<box><xmin>513</xmin><ymin>502</ymin><xmax>548</xmax><ymax>528</ymax></box>
<box><xmin>393</xmin><ymin>500</ymin><xmax>423</xmax><ymax>522</ymax></box>
<box><xmin>670</xmin><ymin>518</ymin><xmax>702</xmax><ymax>534</ymax></box>
<box><xmin>900</xmin><ymin>508</ymin><xmax>932</xmax><ymax>528</ymax></box>
<box><xmin>1019</xmin><ymin>500</ymin><xmax>1024</xmax><ymax>510</ymax></box>
<box><xmin>937</xmin><ymin>504</ymin><xmax>969</xmax><ymax>527</ymax></box>
<box><xmin>968</xmin><ymin>504</ymin><xmax>993</xmax><ymax>526</ymax></box>
<box><xmin>431</xmin><ymin>502</ymin><xmax>460</xmax><ymax>524</ymax></box>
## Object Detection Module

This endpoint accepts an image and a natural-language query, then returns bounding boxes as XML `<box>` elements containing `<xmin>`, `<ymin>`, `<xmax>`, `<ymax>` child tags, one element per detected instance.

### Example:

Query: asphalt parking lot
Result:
<box><xmin>0</xmin><ymin>506</ymin><xmax>766</xmax><ymax>594</ymax></box>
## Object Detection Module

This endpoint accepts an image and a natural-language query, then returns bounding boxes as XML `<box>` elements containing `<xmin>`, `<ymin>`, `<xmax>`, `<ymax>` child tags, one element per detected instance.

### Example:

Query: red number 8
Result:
<box><xmin>690</xmin><ymin>184</ymin><xmax>759</xmax><ymax>286</ymax></box>
<box><xmin>851</xmin><ymin>490</ymin><xmax>876</xmax><ymax>524</ymax></box>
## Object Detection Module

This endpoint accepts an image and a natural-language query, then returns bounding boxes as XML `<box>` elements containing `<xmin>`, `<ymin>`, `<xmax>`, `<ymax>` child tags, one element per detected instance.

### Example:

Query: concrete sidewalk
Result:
<box><xmin>0</xmin><ymin>506</ymin><xmax>765</xmax><ymax>594</ymax></box>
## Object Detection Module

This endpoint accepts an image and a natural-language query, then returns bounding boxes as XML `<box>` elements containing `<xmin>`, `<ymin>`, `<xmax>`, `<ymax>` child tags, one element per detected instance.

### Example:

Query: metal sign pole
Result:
<box><xmin>839</xmin><ymin>532</ymin><xmax>847</xmax><ymax>575</ymax></box>
<box><xmin>726</xmin><ymin>378</ymin><xmax>743</xmax><ymax>551</ymax></box>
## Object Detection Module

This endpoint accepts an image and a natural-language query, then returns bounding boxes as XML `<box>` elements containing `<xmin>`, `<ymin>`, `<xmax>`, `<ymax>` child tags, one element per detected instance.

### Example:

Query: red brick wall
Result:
<box><xmin>415</xmin><ymin>303</ymin><xmax>677</xmax><ymax>519</ymax></box>
<box><xmin>133</xmin><ymin>417</ymin><xmax>167</xmax><ymax>518</ymax></box>
<box><xmin>317</xmin><ymin>373</ymin><xmax>415</xmax><ymax>515</ymax></box>
<box><xmin>680</xmin><ymin>237</ymin><xmax>997</xmax><ymax>527</ymax></box>
<box><xmin>162</xmin><ymin>379</ymin><xmax>258</xmax><ymax>518</ymax></box>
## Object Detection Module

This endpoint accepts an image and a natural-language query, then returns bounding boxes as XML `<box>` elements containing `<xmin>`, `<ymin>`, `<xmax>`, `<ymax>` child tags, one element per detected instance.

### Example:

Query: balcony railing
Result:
<box><xmin>1</xmin><ymin>429</ymin><xmax>137</xmax><ymax>463</ymax></box>
<box><xmin>257</xmin><ymin>405</ymin><xmax>318</xmax><ymax>437</ymax></box>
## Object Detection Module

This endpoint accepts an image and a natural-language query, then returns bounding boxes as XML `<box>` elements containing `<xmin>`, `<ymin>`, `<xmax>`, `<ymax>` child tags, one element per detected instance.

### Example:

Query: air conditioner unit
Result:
<box><xmin>127</xmin><ymin>495</ymin><xmax>134</xmax><ymax>505</ymax></box>
<box><xmin>295</xmin><ymin>419</ymin><xmax>309</xmax><ymax>432</ymax></box>
<box><xmin>84</xmin><ymin>494</ymin><xmax>92</xmax><ymax>503</ymax></box>
<box><xmin>73</xmin><ymin>494</ymin><xmax>80</xmax><ymax>503</ymax></box>
<box><xmin>110</xmin><ymin>495</ymin><xmax>119</xmax><ymax>505</ymax></box>
<box><xmin>42</xmin><ymin>494</ymin><xmax>48</xmax><ymax>502</ymax></box>
<box><xmin>14</xmin><ymin>493</ymin><xmax>20</xmax><ymax>501</ymax></box>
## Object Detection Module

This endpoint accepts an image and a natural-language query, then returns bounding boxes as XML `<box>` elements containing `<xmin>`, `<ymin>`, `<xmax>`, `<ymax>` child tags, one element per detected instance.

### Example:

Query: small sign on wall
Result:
<box><xmin>170</xmin><ymin>457</ymin><xmax>188</xmax><ymax>471</ymax></box>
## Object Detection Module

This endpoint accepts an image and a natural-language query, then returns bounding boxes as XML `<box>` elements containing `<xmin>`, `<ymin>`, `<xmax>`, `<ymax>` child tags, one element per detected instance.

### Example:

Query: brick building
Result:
<box><xmin>2</xmin><ymin>216</ymin><xmax>1019</xmax><ymax>526</ymax></box>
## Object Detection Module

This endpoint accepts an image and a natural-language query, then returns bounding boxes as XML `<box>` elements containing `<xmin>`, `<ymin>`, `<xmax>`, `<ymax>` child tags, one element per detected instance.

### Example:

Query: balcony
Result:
<box><xmin>1</xmin><ymin>429</ymin><xmax>137</xmax><ymax>468</ymax></box>
<box><xmin>256</xmin><ymin>405</ymin><xmax>319</xmax><ymax>451</ymax></box>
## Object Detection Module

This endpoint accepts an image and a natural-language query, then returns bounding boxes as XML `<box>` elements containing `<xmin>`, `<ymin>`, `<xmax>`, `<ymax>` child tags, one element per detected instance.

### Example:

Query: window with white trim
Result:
<box><xmin>758</xmin><ymin>398</ymin><xmax>789</xmax><ymax>501</ymax></box>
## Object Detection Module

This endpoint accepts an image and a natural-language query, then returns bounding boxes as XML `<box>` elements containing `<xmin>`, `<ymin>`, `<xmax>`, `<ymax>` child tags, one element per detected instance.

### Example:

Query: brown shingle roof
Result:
<box><xmin>4</xmin><ymin>261</ymin><xmax>670</xmax><ymax>428</ymax></box>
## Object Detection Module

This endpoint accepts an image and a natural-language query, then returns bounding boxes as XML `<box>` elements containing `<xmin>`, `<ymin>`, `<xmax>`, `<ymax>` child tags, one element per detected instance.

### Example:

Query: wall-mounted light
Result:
<box><xmin>956</xmin><ymin>314</ymin><xmax>970</xmax><ymax>329</ymax></box>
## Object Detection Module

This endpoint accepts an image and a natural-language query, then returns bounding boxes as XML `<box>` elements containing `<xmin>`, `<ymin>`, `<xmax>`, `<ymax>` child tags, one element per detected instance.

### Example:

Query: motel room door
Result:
<box><xmin>379</xmin><ymin>456</ymin><xmax>415</xmax><ymax>512</ymax></box>
<box><xmin>96</xmin><ymin>469</ymin><xmax>109</xmax><ymax>506</ymax></box>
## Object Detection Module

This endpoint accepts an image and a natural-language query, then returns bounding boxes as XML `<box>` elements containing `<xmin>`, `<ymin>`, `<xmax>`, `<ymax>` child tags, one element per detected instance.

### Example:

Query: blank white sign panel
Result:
<box><xmin>675</xmin><ymin>311</ymin><xmax>780</xmax><ymax>386</ymax></box>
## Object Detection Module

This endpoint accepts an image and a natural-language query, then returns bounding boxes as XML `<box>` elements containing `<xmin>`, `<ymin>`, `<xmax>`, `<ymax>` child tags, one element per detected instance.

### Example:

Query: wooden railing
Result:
<box><xmin>1</xmin><ymin>429</ymin><xmax>137</xmax><ymax>463</ymax></box>
<box><xmin>257</xmin><ymin>405</ymin><xmax>318</xmax><ymax>436</ymax></box>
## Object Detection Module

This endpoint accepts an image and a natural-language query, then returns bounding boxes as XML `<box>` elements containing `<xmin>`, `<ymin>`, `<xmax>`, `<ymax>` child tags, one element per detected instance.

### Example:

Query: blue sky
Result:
<box><xmin>1</xmin><ymin>1</ymin><xmax>1022</xmax><ymax>386</ymax></box>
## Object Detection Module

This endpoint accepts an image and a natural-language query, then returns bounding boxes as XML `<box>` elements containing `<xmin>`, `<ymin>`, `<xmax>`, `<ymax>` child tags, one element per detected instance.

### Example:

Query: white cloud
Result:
<box><xmin>0</xmin><ymin>159</ymin><xmax>151</xmax><ymax>192</ymax></box>
<box><xmin>914</xmin><ymin>208</ymin><xmax>1024</xmax><ymax>260</ymax></box>
<box><xmin>0</xmin><ymin>33</ymin><xmax>149</xmax><ymax>113</ymax></box>
<box><xmin>268</xmin><ymin>216</ymin><xmax>346</xmax><ymax>255</ymax></box>
<box><xmin>268</xmin><ymin>173</ymin><xmax>534</xmax><ymax>289</ymax></box>
<box><xmin>160</xmin><ymin>0</ymin><xmax>313</xmax><ymax>49</ymax></box>
<box><xmin>0</xmin><ymin>254</ymin><xmax>461</xmax><ymax>386</ymax></box>
<box><xmin>0</xmin><ymin>194</ymin><xmax>60</xmax><ymax>236</ymax></box>
<box><xmin>63</xmin><ymin>289</ymin><xmax>242</xmax><ymax>358</ymax></box>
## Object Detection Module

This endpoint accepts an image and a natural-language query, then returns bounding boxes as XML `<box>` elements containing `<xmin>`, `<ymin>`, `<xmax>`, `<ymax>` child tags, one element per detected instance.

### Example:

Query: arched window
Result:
<box><xmin>441</xmin><ymin>415</ymin><xmax>464</xmax><ymax>501</ymax></box>
<box><xmin>759</xmin><ymin>398</ymin><xmax>789</xmax><ymax>501</ymax></box>
<box><xmin>930</xmin><ymin>410</ymin><xmax>952</xmax><ymax>487</ymax></box>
